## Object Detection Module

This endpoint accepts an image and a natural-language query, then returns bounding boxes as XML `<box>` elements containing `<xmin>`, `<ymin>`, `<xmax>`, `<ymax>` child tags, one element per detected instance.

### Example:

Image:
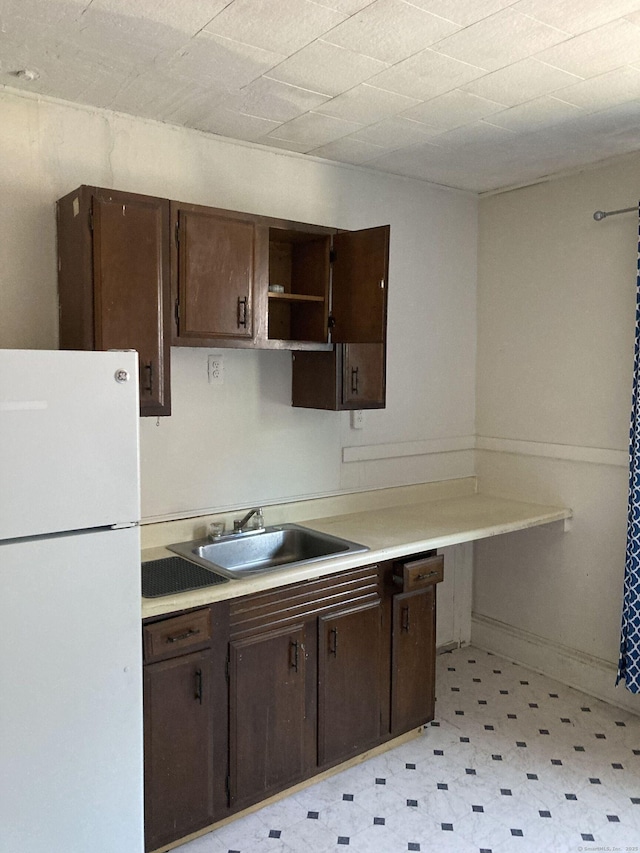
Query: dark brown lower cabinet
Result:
<box><xmin>391</xmin><ymin>586</ymin><xmax>436</xmax><ymax>734</ymax></box>
<box><xmin>143</xmin><ymin>649</ymin><xmax>214</xmax><ymax>851</ymax></box>
<box><xmin>318</xmin><ymin>601</ymin><xmax>383</xmax><ymax>767</ymax></box>
<box><xmin>229</xmin><ymin>624</ymin><xmax>308</xmax><ymax>811</ymax></box>
<box><xmin>143</xmin><ymin>557</ymin><xmax>442</xmax><ymax>851</ymax></box>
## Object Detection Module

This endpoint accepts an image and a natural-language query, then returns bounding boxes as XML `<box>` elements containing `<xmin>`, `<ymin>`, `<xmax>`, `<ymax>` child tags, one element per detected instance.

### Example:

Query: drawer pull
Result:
<box><xmin>416</xmin><ymin>570</ymin><xmax>439</xmax><ymax>581</ymax></box>
<box><xmin>166</xmin><ymin>628</ymin><xmax>200</xmax><ymax>644</ymax></box>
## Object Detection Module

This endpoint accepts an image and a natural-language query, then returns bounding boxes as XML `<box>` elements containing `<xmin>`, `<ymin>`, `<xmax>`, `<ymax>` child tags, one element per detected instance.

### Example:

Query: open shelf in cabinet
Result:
<box><xmin>267</xmin><ymin>228</ymin><xmax>330</xmax><ymax>343</ymax></box>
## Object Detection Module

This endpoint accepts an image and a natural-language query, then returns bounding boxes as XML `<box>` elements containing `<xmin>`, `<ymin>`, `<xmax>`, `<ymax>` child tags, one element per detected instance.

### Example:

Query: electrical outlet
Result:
<box><xmin>350</xmin><ymin>409</ymin><xmax>364</xmax><ymax>429</ymax></box>
<box><xmin>208</xmin><ymin>354</ymin><xmax>224</xmax><ymax>385</ymax></box>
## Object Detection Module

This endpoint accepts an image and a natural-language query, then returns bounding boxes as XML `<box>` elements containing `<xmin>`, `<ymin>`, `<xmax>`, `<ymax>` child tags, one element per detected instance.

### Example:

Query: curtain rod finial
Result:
<box><xmin>593</xmin><ymin>210</ymin><xmax>606</xmax><ymax>221</ymax></box>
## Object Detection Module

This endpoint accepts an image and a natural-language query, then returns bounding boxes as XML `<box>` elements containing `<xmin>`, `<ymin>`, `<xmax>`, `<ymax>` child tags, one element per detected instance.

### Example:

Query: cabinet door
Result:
<box><xmin>318</xmin><ymin>601</ymin><xmax>382</xmax><ymax>767</ymax></box>
<box><xmin>291</xmin><ymin>343</ymin><xmax>385</xmax><ymax>410</ymax></box>
<box><xmin>175</xmin><ymin>208</ymin><xmax>255</xmax><ymax>341</ymax></box>
<box><xmin>341</xmin><ymin>343</ymin><xmax>385</xmax><ymax>408</ymax></box>
<box><xmin>331</xmin><ymin>226</ymin><xmax>389</xmax><ymax>344</ymax></box>
<box><xmin>143</xmin><ymin>649</ymin><xmax>214</xmax><ymax>851</ymax></box>
<box><xmin>91</xmin><ymin>190</ymin><xmax>171</xmax><ymax>416</ymax></box>
<box><xmin>229</xmin><ymin>624</ymin><xmax>307</xmax><ymax>810</ymax></box>
<box><xmin>391</xmin><ymin>587</ymin><xmax>436</xmax><ymax>735</ymax></box>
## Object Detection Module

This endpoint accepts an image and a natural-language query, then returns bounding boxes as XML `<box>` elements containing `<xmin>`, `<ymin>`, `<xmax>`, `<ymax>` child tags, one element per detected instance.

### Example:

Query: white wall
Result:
<box><xmin>0</xmin><ymin>88</ymin><xmax>478</xmax><ymax>521</ymax></box>
<box><xmin>474</xmin><ymin>153</ymin><xmax>640</xmax><ymax>710</ymax></box>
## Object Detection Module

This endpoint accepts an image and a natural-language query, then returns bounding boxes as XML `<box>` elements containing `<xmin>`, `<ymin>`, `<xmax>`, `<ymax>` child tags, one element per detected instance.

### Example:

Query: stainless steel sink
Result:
<box><xmin>167</xmin><ymin>523</ymin><xmax>368</xmax><ymax>579</ymax></box>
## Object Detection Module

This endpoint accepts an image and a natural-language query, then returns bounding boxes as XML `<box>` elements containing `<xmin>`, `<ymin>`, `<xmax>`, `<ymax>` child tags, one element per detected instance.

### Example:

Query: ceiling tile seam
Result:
<box><xmin>528</xmin><ymin>58</ymin><xmax>587</xmax><ymax>82</ymax></box>
<box><xmin>538</xmin><ymin>64</ymin><xmax>640</xmax><ymax>109</ymax></box>
<box><xmin>260</xmin><ymin>38</ymin><xmax>393</xmax><ymax>98</ymax></box>
<box><xmin>391</xmin><ymin>0</ymin><xmax>476</xmax><ymax>29</ymax></box>
<box><xmin>238</xmin><ymin>76</ymin><xmax>336</xmax><ymax>102</ymax></box>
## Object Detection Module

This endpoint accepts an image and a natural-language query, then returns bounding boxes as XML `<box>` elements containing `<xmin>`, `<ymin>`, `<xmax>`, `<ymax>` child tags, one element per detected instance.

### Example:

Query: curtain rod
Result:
<box><xmin>593</xmin><ymin>205</ymin><xmax>637</xmax><ymax>221</ymax></box>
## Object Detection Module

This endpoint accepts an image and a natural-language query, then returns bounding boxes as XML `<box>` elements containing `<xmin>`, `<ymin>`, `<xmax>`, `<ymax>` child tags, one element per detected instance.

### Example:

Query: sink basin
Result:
<box><xmin>168</xmin><ymin>523</ymin><xmax>368</xmax><ymax>579</ymax></box>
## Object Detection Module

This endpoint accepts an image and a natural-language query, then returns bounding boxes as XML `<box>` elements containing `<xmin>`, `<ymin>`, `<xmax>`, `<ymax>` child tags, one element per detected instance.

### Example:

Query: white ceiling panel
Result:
<box><xmin>407</xmin><ymin>0</ymin><xmax>518</xmax><ymax>27</ymax></box>
<box><xmin>315</xmin><ymin>83</ymin><xmax>419</xmax><ymax>124</ymax></box>
<box><xmin>350</xmin><ymin>116</ymin><xmax>442</xmax><ymax>147</ymax></box>
<box><xmin>193</xmin><ymin>106</ymin><xmax>281</xmax><ymax>140</ymax></box>
<box><xmin>221</xmin><ymin>77</ymin><xmax>329</xmax><ymax>123</ymax></box>
<box><xmin>3</xmin><ymin>0</ymin><xmax>640</xmax><ymax>193</ymax></box>
<box><xmin>0</xmin><ymin>0</ymin><xmax>85</xmax><ymax>28</ymax></box>
<box><xmin>554</xmin><ymin>67</ymin><xmax>640</xmax><ymax>113</ymax></box>
<box><xmin>203</xmin><ymin>0</ymin><xmax>346</xmax><ymax>55</ymax></box>
<box><xmin>322</xmin><ymin>0</ymin><xmax>461</xmax><ymax>64</ymax></box>
<box><xmin>485</xmin><ymin>95</ymin><xmax>584</xmax><ymax>133</ymax></box>
<box><xmin>89</xmin><ymin>0</ymin><xmax>233</xmax><ymax>35</ymax></box>
<box><xmin>514</xmin><ymin>0</ymin><xmax>640</xmax><ymax>36</ymax></box>
<box><xmin>428</xmin><ymin>121</ymin><xmax>516</xmax><ymax>148</ymax></box>
<box><xmin>461</xmin><ymin>58</ymin><xmax>581</xmax><ymax>107</ymax></box>
<box><xmin>312</xmin><ymin>0</ymin><xmax>376</xmax><ymax>12</ymax></box>
<box><xmin>167</xmin><ymin>32</ymin><xmax>284</xmax><ymax>92</ymax></box>
<box><xmin>431</xmin><ymin>8</ymin><xmax>571</xmax><ymax>72</ymax></box>
<box><xmin>308</xmin><ymin>136</ymin><xmax>385</xmax><ymax>163</ymax></box>
<box><xmin>267</xmin><ymin>112</ymin><xmax>363</xmax><ymax>148</ymax></box>
<box><xmin>369</xmin><ymin>49</ymin><xmax>486</xmax><ymax>101</ymax></box>
<box><xmin>109</xmin><ymin>74</ymin><xmax>216</xmax><ymax>121</ymax></box>
<box><xmin>266</xmin><ymin>40</ymin><xmax>387</xmax><ymax>96</ymax></box>
<box><xmin>403</xmin><ymin>90</ymin><xmax>506</xmax><ymax>130</ymax></box>
<box><xmin>534</xmin><ymin>19</ymin><xmax>640</xmax><ymax>78</ymax></box>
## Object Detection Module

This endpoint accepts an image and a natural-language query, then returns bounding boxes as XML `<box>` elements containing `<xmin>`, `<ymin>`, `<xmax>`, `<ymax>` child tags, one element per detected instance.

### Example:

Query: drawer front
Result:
<box><xmin>395</xmin><ymin>554</ymin><xmax>443</xmax><ymax>592</ymax></box>
<box><xmin>143</xmin><ymin>608</ymin><xmax>212</xmax><ymax>663</ymax></box>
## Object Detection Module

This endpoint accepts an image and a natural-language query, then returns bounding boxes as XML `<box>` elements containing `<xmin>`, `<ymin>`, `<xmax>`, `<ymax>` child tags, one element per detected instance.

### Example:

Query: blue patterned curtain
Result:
<box><xmin>618</xmin><ymin>204</ymin><xmax>640</xmax><ymax>693</ymax></box>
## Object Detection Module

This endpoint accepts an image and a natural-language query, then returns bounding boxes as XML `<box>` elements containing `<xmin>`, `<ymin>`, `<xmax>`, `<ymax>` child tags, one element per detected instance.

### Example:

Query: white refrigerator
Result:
<box><xmin>0</xmin><ymin>349</ymin><xmax>144</xmax><ymax>853</ymax></box>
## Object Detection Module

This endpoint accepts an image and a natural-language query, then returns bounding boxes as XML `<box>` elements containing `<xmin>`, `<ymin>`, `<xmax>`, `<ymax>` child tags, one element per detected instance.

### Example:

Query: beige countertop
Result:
<box><xmin>141</xmin><ymin>492</ymin><xmax>571</xmax><ymax>620</ymax></box>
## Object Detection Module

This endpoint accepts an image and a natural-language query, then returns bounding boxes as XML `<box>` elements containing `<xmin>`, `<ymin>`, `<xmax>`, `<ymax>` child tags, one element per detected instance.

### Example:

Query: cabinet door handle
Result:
<box><xmin>290</xmin><ymin>639</ymin><xmax>299</xmax><ymax>672</ymax></box>
<box><xmin>166</xmin><ymin>628</ymin><xmax>200</xmax><ymax>644</ymax></box>
<box><xmin>237</xmin><ymin>296</ymin><xmax>248</xmax><ymax>328</ymax></box>
<box><xmin>328</xmin><ymin>627</ymin><xmax>338</xmax><ymax>657</ymax></box>
<box><xmin>351</xmin><ymin>366</ymin><xmax>359</xmax><ymax>395</ymax></box>
<box><xmin>143</xmin><ymin>361</ymin><xmax>153</xmax><ymax>396</ymax></box>
<box><xmin>194</xmin><ymin>668</ymin><xmax>203</xmax><ymax>704</ymax></box>
<box><xmin>401</xmin><ymin>605</ymin><xmax>410</xmax><ymax>633</ymax></box>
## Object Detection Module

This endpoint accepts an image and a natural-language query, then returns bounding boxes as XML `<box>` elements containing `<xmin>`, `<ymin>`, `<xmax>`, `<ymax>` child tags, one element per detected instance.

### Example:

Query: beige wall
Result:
<box><xmin>475</xmin><ymin>153</ymin><xmax>640</xmax><ymax>709</ymax></box>
<box><xmin>0</xmin><ymin>88</ymin><xmax>478</xmax><ymax>522</ymax></box>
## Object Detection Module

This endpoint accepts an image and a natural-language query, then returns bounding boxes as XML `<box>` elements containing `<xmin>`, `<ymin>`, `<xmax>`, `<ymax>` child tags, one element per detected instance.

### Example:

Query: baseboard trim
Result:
<box><xmin>471</xmin><ymin>613</ymin><xmax>640</xmax><ymax>716</ymax></box>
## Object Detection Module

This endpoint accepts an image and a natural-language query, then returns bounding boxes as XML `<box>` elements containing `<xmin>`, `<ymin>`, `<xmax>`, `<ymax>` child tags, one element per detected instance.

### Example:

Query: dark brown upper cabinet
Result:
<box><xmin>57</xmin><ymin>186</ymin><xmax>172</xmax><ymax>417</ymax></box>
<box><xmin>172</xmin><ymin>203</ymin><xmax>263</xmax><ymax>345</ymax></box>
<box><xmin>291</xmin><ymin>342</ymin><xmax>386</xmax><ymax>411</ymax></box>
<box><xmin>331</xmin><ymin>225</ymin><xmax>389</xmax><ymax>344</ymax></box>
<box><xmin>57</xmin><ymin>187</ymin><xmax>390</xmax><ymax>415</ymax></box>
<box><xmin>290</xmin><ymin>225</ymin><xmax>389</xmax><ymax>410</ymax></box>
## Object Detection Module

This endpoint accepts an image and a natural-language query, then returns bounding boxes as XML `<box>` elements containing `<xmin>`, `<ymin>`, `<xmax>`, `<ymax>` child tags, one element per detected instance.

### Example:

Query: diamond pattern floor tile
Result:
<box><xmin>175</xmin><ymin>646</ymin><xmax>640</xmax><ymax>853</ymax></box>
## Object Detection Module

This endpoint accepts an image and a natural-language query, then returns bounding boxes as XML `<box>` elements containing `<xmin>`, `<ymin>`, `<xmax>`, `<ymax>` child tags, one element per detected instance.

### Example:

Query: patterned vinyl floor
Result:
<box><xmin>176</xmin><ymin>646</ymin><xmax>640</xmax><ymax>853</ymax></box>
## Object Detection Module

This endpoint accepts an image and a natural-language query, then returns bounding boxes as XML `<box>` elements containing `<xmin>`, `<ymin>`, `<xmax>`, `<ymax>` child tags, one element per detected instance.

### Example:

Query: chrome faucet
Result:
<box><xmin>233</xmin><ymin>507</ymin><xmax>265</xmax><ymax>533</ymax></box>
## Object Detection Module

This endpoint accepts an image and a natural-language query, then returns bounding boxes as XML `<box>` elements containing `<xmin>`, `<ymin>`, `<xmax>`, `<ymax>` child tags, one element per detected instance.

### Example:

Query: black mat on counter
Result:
<box><xmin>142</xmin><ymin>556</ymin><xmax>229</xmax><ymax>598</ymax></box>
